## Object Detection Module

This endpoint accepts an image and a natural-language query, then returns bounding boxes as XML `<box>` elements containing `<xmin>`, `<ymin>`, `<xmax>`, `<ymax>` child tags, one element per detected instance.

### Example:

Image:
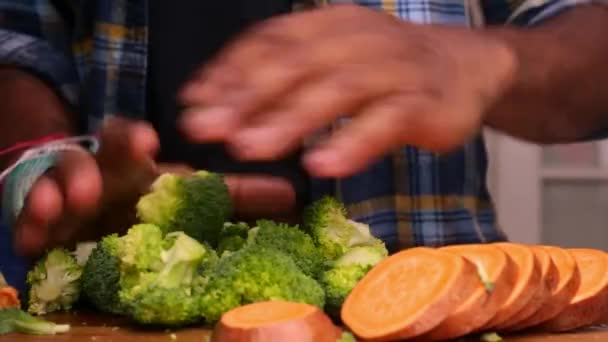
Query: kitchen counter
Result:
<box><xmin>1</xmin><ymin>312</ymin><xmax>608</xmax><ymax>341</ymax></box>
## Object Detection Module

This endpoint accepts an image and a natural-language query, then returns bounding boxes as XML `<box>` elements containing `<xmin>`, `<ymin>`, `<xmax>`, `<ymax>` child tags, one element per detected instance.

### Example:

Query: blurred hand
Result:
<box><xmin>14</xmin><ymin>117</ymin><xmax>297</xmax><ymax>256</ymax></box>
<box><xmin>179</xmin><ymin>5</ymin><xmax>516</xmax><ymax>178</ymax></box>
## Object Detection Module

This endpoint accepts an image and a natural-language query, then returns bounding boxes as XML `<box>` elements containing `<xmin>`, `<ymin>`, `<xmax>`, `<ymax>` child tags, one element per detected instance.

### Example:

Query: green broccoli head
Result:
<box><xmin>247</xmin><ymin>220</ymin><xmax>324</xmax><ymax>277</ymax></box>
<box><xmin>199</xmin><ymin>247</ymin><xmax>326</xmax><ymax>323</ymax></box>
<box><xmin>136</xmin><ymin>171</ymin><xmax>233</xmax><ymax>246</ymax></box>
<box><xmin>26</xmin><ymin>248</ymin><xmax>83</xmax><ymax>315</ymax></box>
<box><xmin>119</xmin><ymin>232</ymin><xmax>210</xmax><ymax>326</ymax></box>
<box><xmin>303</xmin><ymin>196</ymin><xmax>381</xmax><ymax>261</ymax></box>
<box><xmin>117</xmin><ymin>224</ymin><xmax>165</xmax><ymax>272</ymax></box>
<box><xmin>81</xmin><ymin>234</ymin><xmax>126</xmax><ymax>315</ymax></box>
<box><xmin>320</xmin><ymin>246</ymin><xmax>388</xmax><ymax>318</ymax></box>
<box><xmin>217</xmin><ymin>222</ymin><xmax>250</xmax><ymax>255</ymax></box>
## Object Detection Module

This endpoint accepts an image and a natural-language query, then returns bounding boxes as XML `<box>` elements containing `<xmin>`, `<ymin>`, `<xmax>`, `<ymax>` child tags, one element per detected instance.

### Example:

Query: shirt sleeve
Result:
<box><xmin>483</xmin><ymin>0</ymin><xmax>608</xmax><ymax>26</ymax></box>
<box><xmin>0</xmin><ymin>1</ymin><xmax>79</xmax><ymax>105</ymax></box>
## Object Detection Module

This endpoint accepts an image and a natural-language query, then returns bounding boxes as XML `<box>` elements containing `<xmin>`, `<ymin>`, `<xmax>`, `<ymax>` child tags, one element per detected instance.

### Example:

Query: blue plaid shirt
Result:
<box><xmin>0</xmin><ymin>0</ymin><xmax>594</xmax><ymax>269</ymax></box>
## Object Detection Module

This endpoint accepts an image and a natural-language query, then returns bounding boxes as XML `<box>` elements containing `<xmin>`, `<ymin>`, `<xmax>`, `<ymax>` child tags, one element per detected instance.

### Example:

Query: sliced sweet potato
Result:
<box><xmin>507</xmin><ymin>246</ymin><xmax>580</xmax><ymax>331</ymax></box>
<box><xmin>0</xmin><ymin>286</ymin><xmax>20</xmax><ymax>309</ymax></box>
<box><xmin>541</xmin><ymin>248</ymin><xmax>608</xmax><ymax>332</ymax></box>
<box><xmin>498</xmin><ymin>246</ymin><xmax>558</xmax><ymax>331</ymax></box>
<box><xmin>420</xmin><ymin>244</ymin><xmax>516</xmax><ymax>341</ymax></box>
<box><xmin>341</xmin><ymin>247</ymin><xmax>481</xmax><ymax>341</ymax></box>
<box><xmin>480</xmin><ymin>243</ymin><xmax>542</xmax><ymax>330</ymax></box>
<box><xmin>211</xmin><ymin>301</ymin><xmax>342</xmax><ymax>342</ymax></box>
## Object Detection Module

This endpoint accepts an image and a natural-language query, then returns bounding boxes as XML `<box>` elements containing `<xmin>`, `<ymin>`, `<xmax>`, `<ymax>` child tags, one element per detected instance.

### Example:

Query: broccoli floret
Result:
<box><xmin>247</xmin><ymin>220</ymin><xmax>324</xmax><ymax>277</ymax></box>
<box><xmin>81</xmin><ymin>224</ymin><xmax>166</xmax><ymax>315</ymax></box>
<box><xmin>337</xmin><ymin>331</ymin><xmax>357</xmax><ymax>342</ymax></box>
<box><xmin>120</xmin><ymin>232</ymin><xmax>210</xmax><ymax>326</ymax></box>
<box><xmin>81</xmin><ymin>234</ymin><xmax>125</xmax><ymax>315</ymax></box>
<box><xmin>320</xmin><ymin>246</ymin><xmax>388</xmax><ymax>317</ymax></box>
<box><xmin>217</xmin><ymin>222</ymin><xmax>250</xmax><ymax>255</ymax></box>
<box><xmin>199</xmin><ymin>247</ymin><xmax>325</xmax><ymax>323</ymax></box>
<box><xmin>136</xmin><ymin>171</ymin><xmax>233</xmax><ymax>246</ymax></box>
<box><xmin>26</xmin><ymin>248</ymin><xmax>83</xmax><ymax>315</ymax></box>
<box><xmin>303</xmin><ymin>196</ymin><xmax>382</xmax><ymax>261</ymax></box>
<box><xmin>72</xmin><ymin>242</ymin><xmax>98</xmax><ymax>266</ymax></box>
<box><xmin>0</xmin><ymin>308</ymin><xmax>70</xmax><ymax>335</ymax></box>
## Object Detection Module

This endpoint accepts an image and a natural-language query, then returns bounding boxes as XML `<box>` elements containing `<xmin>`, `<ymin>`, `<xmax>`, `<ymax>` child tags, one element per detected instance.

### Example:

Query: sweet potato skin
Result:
<box><xmin>497</xmin><ymin>247</ymin><xmax>558</xmax><ymax>332</ymax></box>
<box><xmin>212</xmin><ymin>302</ymin><xmax>342</xmax><ymax>342</ymax></box>
<box><xmin>480</xmin><ymin>243</ymin><xmax>542</xmax><ymax>330</ymax></box>
<box><xmin>540</xmin><ymin>249</ymin><xmax>608</xmax><ymax>332</ymax></box>
<box><xmin>420</xmin><ymin>245</ymin><xmax>516</xmax><ymax>341</ymax></box>
<box><xmin>507</xmin><ymin>247</ymin><xmax>581</xmax><ymax>331</ymax></box>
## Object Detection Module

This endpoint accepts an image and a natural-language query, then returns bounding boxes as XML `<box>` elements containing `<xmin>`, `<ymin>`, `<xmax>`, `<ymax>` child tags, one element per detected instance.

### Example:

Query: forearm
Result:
<box><xmin>0</xmin><ymin>68</ymin><xmax>77</xmax><ymax>169</ymax></box>
<box><xmin>483</xmin><ymin>5</ymin><xmax>608</xmax><ymax>143</ymax></box>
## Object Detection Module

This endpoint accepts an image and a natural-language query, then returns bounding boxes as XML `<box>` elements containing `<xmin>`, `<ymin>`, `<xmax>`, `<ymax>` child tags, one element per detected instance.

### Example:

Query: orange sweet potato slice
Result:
<box><xmin>420</xmin><ymin>244</ymin><xmax>516</xmax><ymax>341</ymax></box>
<box><xmin>0</xmin><ymin>286</ymin><xmax>20</xmax><ymax>309</ymax></box>
<box><xmin>507</xmin><ymin>246</ymin><xmax>580</xmax><ymax>331</ymax></box>
<box><xmin>341</xmin><ymin>247</ymin><xmax>481</xmax><ymax>341</ymax></box>
<box><xmin>541</xmin><ymin>248</ymin><xmax>608</xmax><ymax>332</ymax></box>
<box><xmin>498</xmin><ymin>245</ymin><xmax>558</xmax><ymax>332</ymax></box>
<box><xmin>480</xmin><ymin>243</ymin><xmax>542</xmax><ymax>330</ymax></box>
<box><xmin>212</xmin><ymin>301</ymin><xmax>342</xmax><ymax>342</ymax></box>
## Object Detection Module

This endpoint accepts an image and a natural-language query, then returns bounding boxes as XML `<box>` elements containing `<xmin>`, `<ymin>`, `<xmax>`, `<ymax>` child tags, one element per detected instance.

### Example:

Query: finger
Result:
<box><xmin>225</xmin><ymin>63</ymin><xmax>410</xmax><ymax>160</ymax></box>
<box><xmin>53</xmin><ymin>149</ymin><xmax>103</xmax><ymax>217</ymax></box>
<box><xmin>14</xmin><ymin>176</ymin><xmax>64</xmax><ymax>255</ymax></box>
<box><xmin>224</xmin><ymin>175</ymin><xmax>296</xmax><ymax>219</ymax></box>
<box><xmin>98</xmin><ymin>117</ymin><xmax>159</xmax><ymax>163</ymax></box>
<box><xmin>303</xmin><ymin>97</ymin><xmax>437</xmax><ymax>178</ymax></box>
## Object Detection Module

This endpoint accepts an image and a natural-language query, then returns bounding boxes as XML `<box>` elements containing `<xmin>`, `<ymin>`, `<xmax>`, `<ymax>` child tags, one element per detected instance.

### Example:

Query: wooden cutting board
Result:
<box><xmin>1</xmin><ymin>312</ymin><xmax>608</xmax><ymax>341</ymax></box>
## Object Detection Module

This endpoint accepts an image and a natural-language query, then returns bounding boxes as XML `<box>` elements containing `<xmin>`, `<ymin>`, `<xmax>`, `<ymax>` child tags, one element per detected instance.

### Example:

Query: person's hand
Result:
<box><xmin>14</xmin><ymin>117</ymin><xmax>297</xmax><ymax>256</ymax></box>
<box><xmin>179</xmin><ymin>5</ymin><xmax>517</xmax><ymax>178</ymax></box>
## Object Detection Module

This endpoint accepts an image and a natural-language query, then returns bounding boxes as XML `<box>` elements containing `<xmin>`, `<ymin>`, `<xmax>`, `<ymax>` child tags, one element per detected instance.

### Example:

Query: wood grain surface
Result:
<box><xmin>1</xmin><ymin>312</ymin><xmax>607</xmax><ymax>341</ymax></box>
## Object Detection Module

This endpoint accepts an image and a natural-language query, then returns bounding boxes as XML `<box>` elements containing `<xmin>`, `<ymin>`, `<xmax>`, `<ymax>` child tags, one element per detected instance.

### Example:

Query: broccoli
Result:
<box><xmin>320</xmin><ymin>245</ymin><xmax>388</xmax><ymax>317</ymax></box>
<box><xmin>303</xmin><ymin>196</ymin><xmax>383</xmax><ymax>261</ymax></box>
<box><xmin>199</xmin><ymin>247</ymin><xmax>325</xmax><ymax>323</ymax></box>
<box><xmin>81</xmin><ymin>224</ymin><xmax>165</xmax><ymax>315</ymax></box>
<box><xmin>119</xmin><ymin>232</ymin><xmax>211</xmax><ymax>326</ymax></box>
<box><xmin>136</xmin><ymin>170</ymin><xmax>233</xmax><ymax>246</ymax></box>
<box><xmin>337</xmin><ymin>331</ymin><xmax>357</xmax><ymax>342</ymax></box>
<box><xmin>246</xmin><ymin>220</ymin><xmax>324</xmax><ymax>277</ymax></box>
<box><xmin>217</xmin><ymin>222</ymin><xmax>250</xmax><ymax>255</ymax></box>
<box><xmin>81</xmin><ymin>234</ymin><xmax>124</xmax><ymax>315</ymax></box>
<box><xmin>72</xmin><ymin>242</ymin><xmax>98</xmax><ymax>266</ymax></box>
<box><xmin>0</xmin><ymin>308</ymin><xmax>70</xmax><ymax>335</ymax></box>
<box><xmin>26</xmin><ymin>248</ymin><xmax>83</xmax><ymax>315</ymax></box>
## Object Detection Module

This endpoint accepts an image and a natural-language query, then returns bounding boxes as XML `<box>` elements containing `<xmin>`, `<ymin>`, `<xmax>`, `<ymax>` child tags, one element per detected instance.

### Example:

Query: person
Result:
<box><xmin>0</xmin><ymin>0</ymin><xmax>607</xmax><ymax>290</ymax></box>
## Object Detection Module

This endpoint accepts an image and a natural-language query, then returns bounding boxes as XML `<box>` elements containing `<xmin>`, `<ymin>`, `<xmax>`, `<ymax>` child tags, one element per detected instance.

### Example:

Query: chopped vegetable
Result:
<box><xmin>481</xmin><ymin>243</ymin><xmax>541</xmax><ymax>330</ymax></box>
<box><xmin>512</xmin><ymin>245</ymin><xmax>580</xmax><ymax>330</ymax></box>
<box><xmin>0</xmin><ymin>272</ymin><xmax>20</xmax><ymax>309</ymax></box>
<box><xmin>136</xmin><ymin>170</ymin><xmax>233</xmax><ymax>246</ymax></box>
<box><xmin>0</xmin><ymin>308</ymin><xmax>70</xmax><ymax>335</ymax></box>
<box><xmin>341</xmin><ymin>247</ymin><xmax>481</xmax><ymax>341</ymax></box>
<box><xmin>211</xmin><ymin>301</ymin><xmax>342</xmax><ymax>342</ymax></box>
<box><xmin>26</xmin><ymin>248</ymin><xmax>83</xmax><ymax>315</ymax></box>
<box><xmin>246</xmin><ymin>220</ymin><xmax>324</xmax><ymax>277</ymax></box>
<box><xmin>480</xmin><ymin>332</ymin><xmax>503</xmax><ymax>342</ymax></box>
<box><xmin>497</xmin><ymin>246</ymin><xmax>557</xmax><ymax>331</ymax></box>
<box><xmin>72</xmin><ymin>242</ymin><xmax>98</xmax><ymax>266</ymax></box>
<box><xmin>302</xmin><ymin>196</ymin><xmax>380</xmax><ymax>261</ymax></box>
<box><xmin>541</xmin><ymin>248</ymin><xmax>608</xmax><ymax>332</ymax></box>
<box><xmin>425</xmin><ymin>244</ymin><xmax>515</xmax><ymax>340</ymax></box>
<box><xmin>199</xmin><ymin>247</ymin><xmax>325</xmax><ymax>323</ymax></box>
<box><xmin>320</xmin><ymin>245</ymin><xmax>387</xmax><ymax>318</ymax></box>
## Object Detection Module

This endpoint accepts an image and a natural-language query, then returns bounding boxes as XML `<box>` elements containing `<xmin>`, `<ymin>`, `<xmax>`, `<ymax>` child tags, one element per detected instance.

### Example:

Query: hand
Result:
<box><xmin>179</xmin><ymin>5</ymin><xmax>516</xmax><ymax>178</ymax></box>
<box><xmin>14</xmin><ymin>118</ymin><xmax>297</xmax><ymax>256</ymax></box>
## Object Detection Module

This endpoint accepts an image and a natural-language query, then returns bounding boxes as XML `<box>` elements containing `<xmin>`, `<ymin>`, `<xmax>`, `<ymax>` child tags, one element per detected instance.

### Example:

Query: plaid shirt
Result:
<box><xmin>0</xmin><ymin>0</ymin><xmax>595</xmax><ymax>253</ymax></box>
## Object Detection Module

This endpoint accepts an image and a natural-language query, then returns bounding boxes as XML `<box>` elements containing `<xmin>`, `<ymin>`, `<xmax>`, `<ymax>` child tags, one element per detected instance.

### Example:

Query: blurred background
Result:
<box><xmin>485</xmin><ymin>130</ymin><xmax>608</xmax><ymax>250</ymax></box>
